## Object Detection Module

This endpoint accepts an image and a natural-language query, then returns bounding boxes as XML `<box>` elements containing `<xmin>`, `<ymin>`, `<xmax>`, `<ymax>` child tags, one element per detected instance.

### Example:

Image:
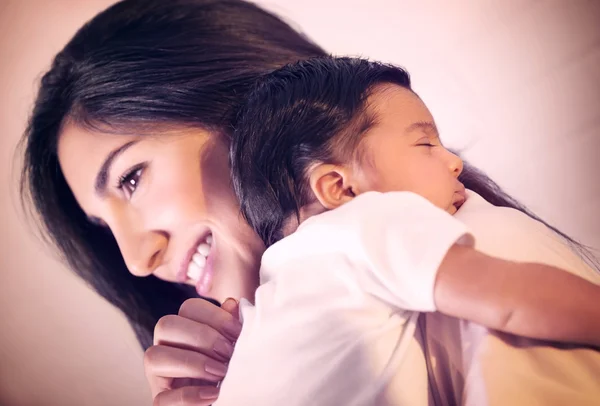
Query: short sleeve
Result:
<box><xmin>347</xmin><ymin>191</ymin><xmax>474</xmax><ymax>312</ymax></box>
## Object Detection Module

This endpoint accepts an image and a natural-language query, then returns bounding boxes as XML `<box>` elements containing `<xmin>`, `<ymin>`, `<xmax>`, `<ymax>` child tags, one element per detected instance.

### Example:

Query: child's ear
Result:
<box><xmin>309</xmin><ymin>164</ymin><xmax>357</xmax><ymax>210</ymax></box>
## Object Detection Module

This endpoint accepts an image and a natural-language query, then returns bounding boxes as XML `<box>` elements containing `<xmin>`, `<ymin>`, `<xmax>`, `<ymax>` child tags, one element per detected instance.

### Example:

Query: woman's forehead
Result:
<box><xmin>57</xmin><ymin>123</ymin><xmax>209</xmax><ymax>173</ymax></box>
<box><xmin>57</xmin><ymin>124</ymin><xmax>139</xmax><ymax>179</ymax></box>
<box><xmin>58</xmin><ymin>123</ymin><xmax>136</xmax><ymax>160</ymax></box>
<box><xmin>57</xmin><ymin>124</ymin><xmax>139</xmax><ymax>210</ymax></box>
<box><xmin>57</xmin><ymin>124</ymin><xmax>215</xmax><ymax>209</ymax></box>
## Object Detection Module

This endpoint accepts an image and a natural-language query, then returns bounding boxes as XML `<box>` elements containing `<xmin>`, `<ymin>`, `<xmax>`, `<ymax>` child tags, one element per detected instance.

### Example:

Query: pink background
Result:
<box><xmin>1</xmin><ymin>1</ymin><xmax>599</xmax><ymax>404</ymax></box>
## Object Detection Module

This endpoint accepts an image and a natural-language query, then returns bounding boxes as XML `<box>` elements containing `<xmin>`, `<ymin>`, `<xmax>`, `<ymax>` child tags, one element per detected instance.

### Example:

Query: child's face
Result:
<box><xmin>353</xmin><ymin>85</ymin><xmax>465</xmax><ymax>214</ymax></box>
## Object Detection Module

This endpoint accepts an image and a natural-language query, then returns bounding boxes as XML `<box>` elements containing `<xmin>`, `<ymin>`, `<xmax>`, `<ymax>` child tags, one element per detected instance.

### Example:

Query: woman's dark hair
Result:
<box><xmin>20</xmin><ymin>0</ymin><xmax>326</xmax><ymax>349</ymax></box>
<box><xmin>231</xmin><ymin>57</ymin><xmax>412</xmax><ymax>246</ymax></box>
<box><xmin>20</xmin><ymin>1</ymin><xmax>597</xmax><ymax>350</ymax></box>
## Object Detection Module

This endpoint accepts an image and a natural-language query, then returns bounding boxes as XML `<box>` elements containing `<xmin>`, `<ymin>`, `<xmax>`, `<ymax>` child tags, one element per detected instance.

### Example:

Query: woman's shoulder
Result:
<box><xmin>456</xmin><ymin>190</ymin><xmax>599</xmax><ymax>283</ymax></box>
<box><xmin>455</xmin><ymin>190</ymin><xmax>545</xmax><ymax>241</ymax></box>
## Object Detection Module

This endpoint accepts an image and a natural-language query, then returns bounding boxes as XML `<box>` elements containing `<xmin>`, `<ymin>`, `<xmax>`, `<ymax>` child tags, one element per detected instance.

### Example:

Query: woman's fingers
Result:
<box><xmin>144</xmin><ymin>345</ymin><xmax>228</xmax><ymax>383</ymax></box>
<box><xmin>153</xmin><ymin>386</ymin><xmax>220</xmax><ymax>406</ymax></box>
<box><xmin>153</xmin><ymin>315</ymin><xmax>234</xmax><ymax>362</ymax></box>
<box><xmin>146</xmin><ymin>298</ymin><xmax>242</xmax><ymax>404</ymax></box>
<box><xmin>221</xmin><ymin>297</ymin><xmax>239</xmax><ymax>319</ymax></box>
<box><xmin>178</xmin><ymin>298</ymin><xmax>242</xmax><ymax>342</ymax></box>
<box><xmin>146</xmin><ymin>366</ymin><xmax>214</xmax><ymax>399</ymax></box>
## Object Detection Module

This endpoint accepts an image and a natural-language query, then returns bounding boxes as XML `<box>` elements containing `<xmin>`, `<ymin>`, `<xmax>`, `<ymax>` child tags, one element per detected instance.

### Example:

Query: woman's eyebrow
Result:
<box><xmin>404</xmin><ymin>121</ymin><xmax>438</xmax><ymax>136</ymax></box>
<box><xmin>95</xmin><ymin>140</ymin><xmax>139</xmax><ymax>196</ymax></box>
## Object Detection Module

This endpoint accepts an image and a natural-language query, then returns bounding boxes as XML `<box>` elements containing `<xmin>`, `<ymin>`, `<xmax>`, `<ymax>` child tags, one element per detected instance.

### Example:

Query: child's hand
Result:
<box><xmin>146</xmin><ymin>297</ymin><xmax>242</xmax><ymax>406</ymax></box>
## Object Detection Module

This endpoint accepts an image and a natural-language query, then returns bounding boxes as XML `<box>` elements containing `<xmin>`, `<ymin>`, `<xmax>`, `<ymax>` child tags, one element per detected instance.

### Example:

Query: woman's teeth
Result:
<box><xmin>187</xmin><ymin>235</ymin><xmax>212</xmax><ymax>281</ymax></box>
<box><xmin>197</xmin><ymin>242</ymin><xmax>210</xmax><ymax>256</ymax></box>
<box><xmin>192</xmin><ymin>253</ymin><xmax>206</xmax><ymax>267</ymax></box>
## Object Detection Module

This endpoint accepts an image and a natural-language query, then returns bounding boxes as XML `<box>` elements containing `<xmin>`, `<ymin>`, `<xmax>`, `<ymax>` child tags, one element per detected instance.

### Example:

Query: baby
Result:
<box><xmin>214</xmin><ymin>57</ymin><xmax>600</xmax><ymax>406</ymax></box>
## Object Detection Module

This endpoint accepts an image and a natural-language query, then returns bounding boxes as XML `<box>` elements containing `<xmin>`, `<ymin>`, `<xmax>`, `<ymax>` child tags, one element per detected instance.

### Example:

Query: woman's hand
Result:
<box><xmin>145</xmin><ymin>298</ymin><xmax>242</xmax><ymax>406</ymax></box>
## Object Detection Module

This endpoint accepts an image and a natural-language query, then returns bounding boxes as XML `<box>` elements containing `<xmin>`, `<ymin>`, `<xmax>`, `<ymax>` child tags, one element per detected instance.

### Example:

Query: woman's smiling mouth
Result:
<box><xmin>179</xmin><ymin>233</ymin><xmax>215</xmax><ymax>294</ymax></box>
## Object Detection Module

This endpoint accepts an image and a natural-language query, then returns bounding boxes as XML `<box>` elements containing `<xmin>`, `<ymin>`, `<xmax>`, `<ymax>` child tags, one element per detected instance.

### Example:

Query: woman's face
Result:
<box><xmin>58</xmin><ymin>124</ymin><xmax>264</xmax><ymax>303</ymax></box>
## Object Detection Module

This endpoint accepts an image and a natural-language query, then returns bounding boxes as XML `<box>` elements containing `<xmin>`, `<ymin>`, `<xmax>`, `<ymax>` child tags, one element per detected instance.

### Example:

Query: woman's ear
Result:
<box><xmin>309</xmin><ymin>164</ymin><xmax>356</xmax><ymax>210</ymax></box>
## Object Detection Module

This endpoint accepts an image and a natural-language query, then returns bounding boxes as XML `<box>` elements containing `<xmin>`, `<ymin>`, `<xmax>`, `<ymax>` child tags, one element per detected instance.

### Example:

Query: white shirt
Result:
<box><xmin>214</xmin><ymin>191</ymin><xmax>473</xmax><ymax>406</ymax></box>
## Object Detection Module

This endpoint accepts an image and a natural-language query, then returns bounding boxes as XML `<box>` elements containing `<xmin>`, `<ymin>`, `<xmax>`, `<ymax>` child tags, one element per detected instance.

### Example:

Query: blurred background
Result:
<box><xmin>1</xmin><ymin>0</ymin><xmax>599</xmax><ymax>404</ymax></box>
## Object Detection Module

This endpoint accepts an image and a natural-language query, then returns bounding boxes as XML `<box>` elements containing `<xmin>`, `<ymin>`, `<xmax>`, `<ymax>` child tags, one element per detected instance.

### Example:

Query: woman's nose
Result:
<box><xmin>114</xmin><ymin>227</ymin><xmax>168</xmax><ymax>277</ymax></box>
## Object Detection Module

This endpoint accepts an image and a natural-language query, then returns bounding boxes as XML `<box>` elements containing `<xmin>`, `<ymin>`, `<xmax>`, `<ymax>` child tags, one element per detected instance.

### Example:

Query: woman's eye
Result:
<box><xmin>117</xmin><ymin>165</ymin><xmax>144</xmax><ymax>199</ymax></box>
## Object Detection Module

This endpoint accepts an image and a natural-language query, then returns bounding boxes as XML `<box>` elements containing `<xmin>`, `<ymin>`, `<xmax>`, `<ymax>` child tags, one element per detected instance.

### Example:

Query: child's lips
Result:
<box><xmin>453</xmin><ymin>189</ymin><xmax>467</xmax><ymax>210</ymax></box>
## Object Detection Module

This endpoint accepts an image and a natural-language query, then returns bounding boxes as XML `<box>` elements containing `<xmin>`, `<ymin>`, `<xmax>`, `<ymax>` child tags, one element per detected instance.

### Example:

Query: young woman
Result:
<box><xmin>21</xmin><ymin>1</ymin><xmax>599</xmax><ymax>405</ymax></box>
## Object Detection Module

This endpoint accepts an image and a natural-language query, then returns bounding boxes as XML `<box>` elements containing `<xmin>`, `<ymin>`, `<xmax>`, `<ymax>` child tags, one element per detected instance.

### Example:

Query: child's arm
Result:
<box><xmin>434</xmin><ymin>244</ymin><xmax>600</xmax><ymax>347</ymax></box>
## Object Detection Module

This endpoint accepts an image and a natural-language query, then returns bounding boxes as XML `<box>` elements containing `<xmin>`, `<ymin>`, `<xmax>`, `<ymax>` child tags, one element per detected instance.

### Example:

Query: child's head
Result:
<box><xmin>231</xmin><ymin>57</ymin><xmax>465</xmax><ymax>247</ymax></box>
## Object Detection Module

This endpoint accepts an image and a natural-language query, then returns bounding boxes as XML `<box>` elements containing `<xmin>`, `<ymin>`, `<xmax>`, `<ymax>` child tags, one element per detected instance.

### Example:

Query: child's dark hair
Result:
<box><xmin>231</xmin><ymin>57</ymin><xmax>411</xmax><ymax>247</ymax></box>
<box><xmin>231</xmin><ymin>56</ymin><xmax>599</xmax><ymax>273</ymax></box>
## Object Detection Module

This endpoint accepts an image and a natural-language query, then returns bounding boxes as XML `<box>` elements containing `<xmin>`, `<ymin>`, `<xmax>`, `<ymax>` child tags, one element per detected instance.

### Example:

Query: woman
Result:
<box><xmin>21</xmin><ymin>0</ymin><xmax>325</xmax><ymax>350</ymax></box>
<box><xmin>21</xmin><ymin>0</ymin><xmax>599</xmax><ymax>405</ymax></box>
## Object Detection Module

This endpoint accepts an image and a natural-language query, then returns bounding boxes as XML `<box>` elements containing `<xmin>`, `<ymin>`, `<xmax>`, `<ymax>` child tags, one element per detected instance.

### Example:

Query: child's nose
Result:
<box><xmin>448</xmin><ymin>152</ymin><xmax>464</xmax><ymax>177</ymax></box>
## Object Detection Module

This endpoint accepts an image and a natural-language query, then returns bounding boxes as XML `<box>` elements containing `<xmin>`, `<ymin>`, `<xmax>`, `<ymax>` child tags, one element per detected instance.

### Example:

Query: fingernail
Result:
<box><xmin>213</xmin><ymin>337</ymin><xmax>234</xmax><ymax>359</ymax></box>
<box><xmin>205</xmin><ymin>359</ymin><xmax>228</xmax><ymax>378</ymax></box>
<box><xmin>198</xmin><ymin>386</ymin><xmax>220</xmax><ymax>400</ymax></box>
<box><xmin>223</xmin><ymin>318</ymin><xmax>242</xmax><ymax>339</ymax></box>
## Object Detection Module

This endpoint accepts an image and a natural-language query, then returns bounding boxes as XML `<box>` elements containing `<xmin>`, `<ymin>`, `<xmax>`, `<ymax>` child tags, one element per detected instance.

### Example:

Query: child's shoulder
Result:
<box><xmin>296</xmin><ymin>191</ymin><xmax>440</xmax><ymax>238</ymax></box>
<box><xmin>262</xmin><ymin>192</ymin><xmax>422</xmax><ymax>267</ymax></box>
<box><xmin>331</xmin><ymin>190</ymin><xmax>438</xmax><ymax>218</ymax></box>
